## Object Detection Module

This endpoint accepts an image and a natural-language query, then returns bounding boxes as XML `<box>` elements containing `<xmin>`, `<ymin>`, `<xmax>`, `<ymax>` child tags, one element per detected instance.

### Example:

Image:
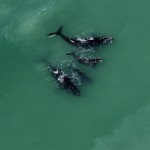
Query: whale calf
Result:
<box><xmin>47</xmin><ymin>26</ymin><xmax>113</xmax><ymax>48</ymax></box>
<box><xmin>66</xmin><ymin>52</ymin><xmax>102</xmax><ymax>66</ymax></box>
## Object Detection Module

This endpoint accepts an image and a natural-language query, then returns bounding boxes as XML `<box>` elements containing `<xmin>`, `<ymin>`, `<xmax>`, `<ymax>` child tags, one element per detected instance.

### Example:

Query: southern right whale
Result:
<box><xmin>48</xmin><ymin>65</ymin><xmax>80</xmax><ymax>96</ymax></box>
<box><xmin>46</xmin><ymin>26</ymin><xmax>113</xmax><ymax>48</ymax></box>
<box><xmin>66</xmin><ymin>52</ymin><xmax>102</xmax><ymax>66</ymax></box>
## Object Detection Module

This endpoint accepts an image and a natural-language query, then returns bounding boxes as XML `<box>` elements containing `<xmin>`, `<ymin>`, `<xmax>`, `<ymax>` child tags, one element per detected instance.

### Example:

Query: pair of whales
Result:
<box><xmin>47</xmin><ymin>26</ymin><xmax>112</xmax><ymax>66</ymax></box>
<box><xmin>46</xmin><ymin>26</ymin><xmax>113</xmax><ymax>96</ymax></box>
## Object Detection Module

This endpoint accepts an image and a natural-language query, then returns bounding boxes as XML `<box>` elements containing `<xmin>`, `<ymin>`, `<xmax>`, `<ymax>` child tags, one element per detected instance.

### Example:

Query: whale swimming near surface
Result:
<box><xmin>71</xmin><ymin>66</ymin><xmax>92</xmax><ymax>83</ymax></box>
<box><xmin>66</xmin><ymin>52</ymin><xmax>102</xmax><ymax>66</ymax></box>
<box><xmin>46</xmin><ymin>26</ymin><xmax>113</xmax><ymax>48</ymax></box>
<box><xmin>48</xmin><ymin>65</ymin><xmax>80</xmax><ymax>96</ymax></box>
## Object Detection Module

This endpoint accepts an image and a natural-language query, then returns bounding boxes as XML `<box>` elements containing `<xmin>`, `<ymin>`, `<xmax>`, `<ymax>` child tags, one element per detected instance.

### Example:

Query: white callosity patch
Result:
<box><xmin>57</xmin><ymin>74</ymin><xmax>65</xmax><ymax>83</ymax></box>
<box><xmin>53</xmin><ymin>70</ymin><xmax>59</xmax><ymax>74</ymax></box>
<box><xmin>70</xmin><ymin>40</ymin><xmax>75</xmax><ymax>43</ymax></box>
<box><xmin>76</xmin><ymin>37</ymin><xmax>87</xmax><ymax>43</ymax></box>
<box><xmin>76</xmin><ymin>36</ymin><xmax>94</xmax><ymax>44</ymax></box>
<box><xmin>89</xmin><ymin>37</ymin><xmax>94</xmax><ymax>40</ymax></box>
<box><xmin>92</xmin><ymin>103</ymin><xmax>150</xmax><ymax>150</ymax></box>
<box><xmin>77</xmin><ymin>37</ymin><xmax>94</xmax><ymax>43</ymax></box>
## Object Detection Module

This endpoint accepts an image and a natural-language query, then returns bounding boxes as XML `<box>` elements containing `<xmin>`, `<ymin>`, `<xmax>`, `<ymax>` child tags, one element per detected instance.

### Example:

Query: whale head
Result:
<box><xmin>98</xmin><ymin>58</ymin><xmax>103</xmax><ymax>62</ymax></box>
<box><xmin>103</xmin><ymin>37</ymin><xmax>113</xmax><ymax>44</ymax></box>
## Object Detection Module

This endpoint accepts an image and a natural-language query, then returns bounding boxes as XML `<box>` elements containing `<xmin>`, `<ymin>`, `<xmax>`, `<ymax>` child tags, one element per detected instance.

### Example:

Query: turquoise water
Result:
<box><xmin>0</xmin><ymin>0</ymin><xmax>150</xmax><ymax>150</ymax></box>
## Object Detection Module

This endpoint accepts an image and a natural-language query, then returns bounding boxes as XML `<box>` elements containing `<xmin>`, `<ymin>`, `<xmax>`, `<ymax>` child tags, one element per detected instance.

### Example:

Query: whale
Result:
<box><xmin>66</xmin><ymin>52</ymin><xmax>102</xmax><ymax>66</ymax></box>
<box><xmin>46</xmin><ymin>26</ymin><xmax>113</xmax><ymax>48</ymax></box>
<box><xmin>48</xmin><ymin>65</ymin><xmax>80</xmax><ymax>96</ymax></box>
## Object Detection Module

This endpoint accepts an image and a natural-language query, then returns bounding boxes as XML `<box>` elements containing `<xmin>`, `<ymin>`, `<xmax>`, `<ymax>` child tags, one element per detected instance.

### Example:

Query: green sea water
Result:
<box><xmin>0</xmin><ymin>0</ymin><xmax>150</xmax><ymax>150</ymax></box>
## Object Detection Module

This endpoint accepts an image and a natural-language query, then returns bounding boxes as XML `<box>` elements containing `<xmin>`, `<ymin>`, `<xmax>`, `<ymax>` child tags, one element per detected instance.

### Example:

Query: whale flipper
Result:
<box><xmin>66</xmin><ymin>52</ymin><xmax>76</xmax><ymax>56</ymax></box>
<box><xmin>46</xmin><ymin>26</ymin><xmax>63</xmax><ymax>37</ymax></box>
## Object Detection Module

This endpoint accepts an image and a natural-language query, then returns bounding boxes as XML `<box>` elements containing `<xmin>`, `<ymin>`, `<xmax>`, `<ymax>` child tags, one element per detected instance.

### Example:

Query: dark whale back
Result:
<box><xmin>48</xmin><ymin>65</ymin><xmax>80</xmax><ymax>96</ymax></box>
<box><xmin>66</xmin><ymin>52</ymin><xmax>102</xmax><ymax>66</ymax></box>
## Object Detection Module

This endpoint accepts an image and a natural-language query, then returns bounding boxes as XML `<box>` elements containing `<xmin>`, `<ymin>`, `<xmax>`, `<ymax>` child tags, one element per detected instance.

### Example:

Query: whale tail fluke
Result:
<box><xmin>57</xmin><ymin>26</ymin><xmax>63</xmax><ymax>35</ymax></box>
<box><xmin>46</xmin><ymin>25</ymin><xmax>63</xmax><ymax>38</ymax></box>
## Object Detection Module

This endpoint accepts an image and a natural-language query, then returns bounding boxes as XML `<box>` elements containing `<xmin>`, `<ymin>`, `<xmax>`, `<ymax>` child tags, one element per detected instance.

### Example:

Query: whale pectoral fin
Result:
<box><xmin>66</xmin><ymin>52</ymin><xmax>75</xmax><ymax>56</ymax></box>
<box><xmin>92</xmin><ymin>63</ymin><xmax>97</xmax><ymax>68</ymax></box>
